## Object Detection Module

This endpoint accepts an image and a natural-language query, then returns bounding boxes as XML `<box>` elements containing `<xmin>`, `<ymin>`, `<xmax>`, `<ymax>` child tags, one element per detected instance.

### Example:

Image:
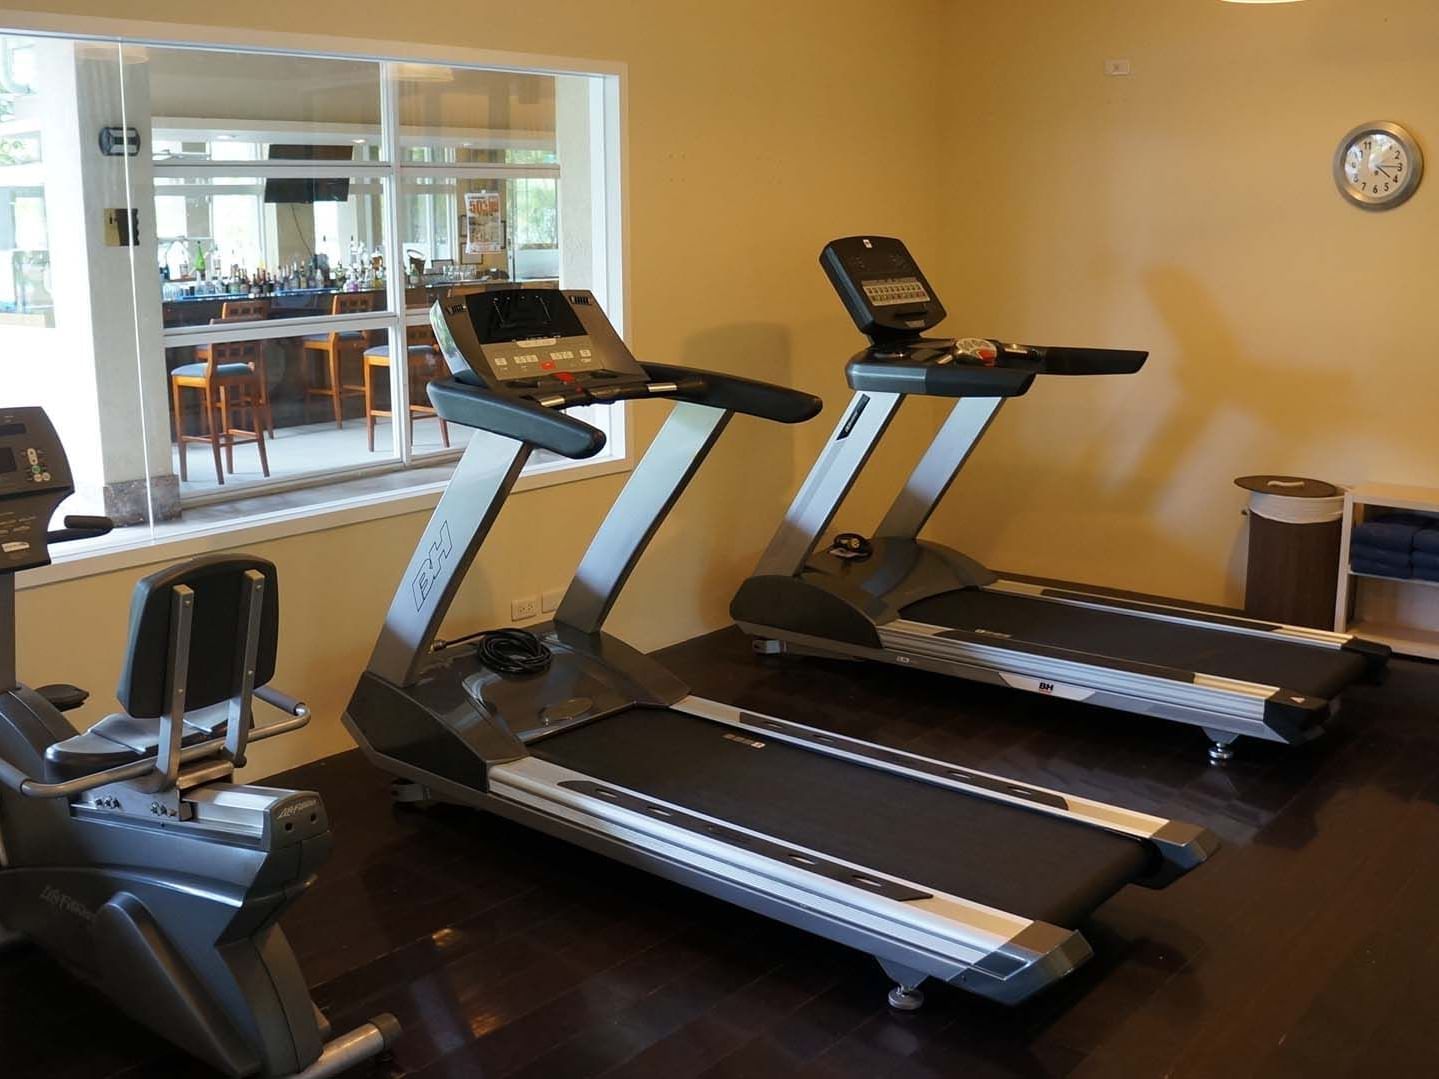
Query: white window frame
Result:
<box><xmin>0</xmin><ymin>11</ymin><xmax>630</xmax><ymax>587</ymax></box>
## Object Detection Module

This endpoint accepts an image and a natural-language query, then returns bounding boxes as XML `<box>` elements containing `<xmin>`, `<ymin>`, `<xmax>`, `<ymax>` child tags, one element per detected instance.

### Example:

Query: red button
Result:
<box><xmin>555</xmin><ymin>371</ymin><xmax>574</xmax><ymax>383</ymax></box>
<box><xmin>540</xmin><ymin>361</ymin><xmax>556</xmax><ymax>371</ymax></box>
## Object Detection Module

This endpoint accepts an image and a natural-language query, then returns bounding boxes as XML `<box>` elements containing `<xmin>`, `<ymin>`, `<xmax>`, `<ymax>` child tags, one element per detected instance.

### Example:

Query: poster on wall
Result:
<box><xmin>462</xmin><ymin>190</ymin><xmax>505</xmax><ymax>261</ymax></box>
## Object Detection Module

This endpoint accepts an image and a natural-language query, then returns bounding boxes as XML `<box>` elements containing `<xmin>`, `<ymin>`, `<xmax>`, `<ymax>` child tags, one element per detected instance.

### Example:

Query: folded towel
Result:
<box><xmin>1353</xmin><ymin>559</ymin><xmax>1413</xmax><ymax>580</ymax></box>
<box><xmin>1353</xmin><ymin>521</ymin><xmax>1421</xmax><ymax>552</ymax></box>
<box><xmin>1351</xmin><ymin>543</ymin><xmax>1412</xmax><ymax>570</ymax></box>
<box><xmin>1415</xmin><ymin>529</ymin><xmax>1439</xmax><ymax>555</ymax></box>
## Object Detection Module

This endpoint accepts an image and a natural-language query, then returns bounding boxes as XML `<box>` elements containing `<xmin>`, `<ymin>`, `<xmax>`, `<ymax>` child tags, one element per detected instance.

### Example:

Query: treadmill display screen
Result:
<box><xmin>0</xmin><ymin>448</ymin><xmax>13</xmax><ymax>475</ymax></box>
<box><xmin>466</xmin><ymin>289</ymin><xmax>586</xmax><ymax>345</ymax></box>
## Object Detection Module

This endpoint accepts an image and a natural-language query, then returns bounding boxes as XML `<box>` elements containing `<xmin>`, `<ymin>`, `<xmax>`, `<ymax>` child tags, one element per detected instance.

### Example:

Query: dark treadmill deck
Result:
<box><xmin>531</xmin><ymin>705</ymin><xmax>1153</xmax><ymax>928</ymax></box>
<box><xmin>904</xmin><ymin>588</ymin><xmax>1368</xmax><ymax>696</ymax></box>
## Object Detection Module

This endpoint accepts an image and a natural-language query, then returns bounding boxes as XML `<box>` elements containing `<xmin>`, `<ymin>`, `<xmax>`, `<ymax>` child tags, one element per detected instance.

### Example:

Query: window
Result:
<box><xmin>0</xmin><ymin>36</ymin><xmax>50</xmax><ymax>328</ymax></box>
<box><xmin>0</xmin><ymin>30</ymin><xmax>624</xmax><ymax>564</ymax></box>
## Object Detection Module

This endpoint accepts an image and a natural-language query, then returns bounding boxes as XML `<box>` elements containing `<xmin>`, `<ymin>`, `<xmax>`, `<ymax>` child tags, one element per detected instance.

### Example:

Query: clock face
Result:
<box><xmin>1335</xmin><ymin>122</ymin><xmax>1424</xmax><ymax>210</ymax></box>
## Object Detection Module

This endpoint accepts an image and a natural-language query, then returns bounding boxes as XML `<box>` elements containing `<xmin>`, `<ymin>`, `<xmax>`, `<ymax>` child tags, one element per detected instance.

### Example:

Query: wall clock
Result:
<box><xmin>1334</xmin><ymin>122</ymin><xmax>1423</xmax><ymax>211</ymax></box>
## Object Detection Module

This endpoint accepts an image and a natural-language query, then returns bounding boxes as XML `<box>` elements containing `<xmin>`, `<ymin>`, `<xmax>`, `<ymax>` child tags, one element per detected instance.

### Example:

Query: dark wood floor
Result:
<box><xmin>6</xmin><ymin>627</ymin><xmax>1439</xmax><ymax>1079</ymax></box>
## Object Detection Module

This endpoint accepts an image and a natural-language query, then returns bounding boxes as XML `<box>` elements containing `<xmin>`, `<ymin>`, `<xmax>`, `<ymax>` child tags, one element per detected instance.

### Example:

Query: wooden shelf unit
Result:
<box><xmin>1336</xmin><ymin>483</ymin><xmax>1439</xmax><ymax>660</ymax></box>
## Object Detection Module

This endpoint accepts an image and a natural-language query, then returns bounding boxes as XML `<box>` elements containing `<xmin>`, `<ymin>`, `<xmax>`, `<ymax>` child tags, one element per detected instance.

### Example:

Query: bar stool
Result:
<box><xmin>193</xmin><ymin>299</ymin><xmax>274</xmax><ymax>435</ymax></box>
<box><xmin>302</xmin><ymin>292</ymin><xmax>374</xmax><ymax>428</ymax></box>
<box><xmin>362</xmin><ymin>325</ymin><xmax>452</xmax><ymax>452</ymax></box>
<box><xmin>170</xmin><ymin>339</ymin><xmax>271</xmax><ymax>485</ymax></box>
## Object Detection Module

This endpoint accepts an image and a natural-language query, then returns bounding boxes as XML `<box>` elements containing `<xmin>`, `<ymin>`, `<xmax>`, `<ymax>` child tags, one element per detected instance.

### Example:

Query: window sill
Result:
<box><xmin>18</xmin><ymin>450</ymin><xmax>632</xmax><ymax>591</ymax></box>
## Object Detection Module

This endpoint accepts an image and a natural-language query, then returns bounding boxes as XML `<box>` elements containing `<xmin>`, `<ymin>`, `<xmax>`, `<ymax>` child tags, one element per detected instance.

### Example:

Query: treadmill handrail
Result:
<box><xmin>641</xmin><ymin>362</ymin><xmax>822</xmax><ymax>424</ymax></box>
<box><xmin>428</xmin><ymin>364</ymin><xmax>821</xmax><ymax>461</ymax></box>
<box><xmin>428</xmin><ymin>378</ymin><xmax>607</xmax><ymax>459</ymax></box>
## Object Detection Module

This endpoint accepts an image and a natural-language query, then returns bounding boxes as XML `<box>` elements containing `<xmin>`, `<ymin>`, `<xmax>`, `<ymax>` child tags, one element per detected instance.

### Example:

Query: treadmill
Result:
<box><xmin>732</xmin><ymin>236</ymin><xmax>1389</xmax><ymax>764</ymax></box>
<box><xmin>342</xmin><ymin>283</ymin><xmax>1216</xmax><ymax>1009</ymax></box>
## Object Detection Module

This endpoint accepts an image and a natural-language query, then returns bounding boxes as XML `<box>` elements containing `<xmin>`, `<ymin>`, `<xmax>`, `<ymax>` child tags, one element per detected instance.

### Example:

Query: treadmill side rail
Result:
<box><xmin>488</xmin><ymin>755</ymin><xmax>1097</xmax><ymax>1005</ymax></box>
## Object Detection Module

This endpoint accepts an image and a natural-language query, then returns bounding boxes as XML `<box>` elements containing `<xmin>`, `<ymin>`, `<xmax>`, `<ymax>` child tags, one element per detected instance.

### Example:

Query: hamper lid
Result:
<box><xmin>1234</xmin><ymin>475</ymin><xmax>1341</xmax><ymax>499</ymax></box>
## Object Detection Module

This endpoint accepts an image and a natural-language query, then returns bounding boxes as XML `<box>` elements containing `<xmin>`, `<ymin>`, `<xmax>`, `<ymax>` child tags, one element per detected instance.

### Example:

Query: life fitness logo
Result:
<box><xmin>39</xmin><ymin>885</ymin><xmax>95</xmax><ymax>924</ymax></box>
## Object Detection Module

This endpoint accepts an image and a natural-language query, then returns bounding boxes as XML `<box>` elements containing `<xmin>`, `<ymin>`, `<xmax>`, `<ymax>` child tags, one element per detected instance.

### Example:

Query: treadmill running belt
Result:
<box><xmin>903</xmin><ymin>590</ymin><xmax>1367</xmax><ymax>698</ymax></box>
<box><xmin>532</xmin><ymin>707</ymin><xmax>1153</xmax><ymax>928</ymax></box>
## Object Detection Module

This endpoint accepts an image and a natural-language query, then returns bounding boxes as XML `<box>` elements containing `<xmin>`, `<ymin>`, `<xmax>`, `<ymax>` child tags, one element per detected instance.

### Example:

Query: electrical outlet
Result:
<box><xmin>511</xmin><ymin>595</ymin><xmax>541</xmax><ymax>621</ymax></box>
<box><xmin>1104</xmin><ymin>58</ymin><xmax>1132</xmax><ymax>77</ymax></box>
<box><xmin>541</xmin><ymin>587</ymin><xmax>566</xmax><ymax>613</ymax></box>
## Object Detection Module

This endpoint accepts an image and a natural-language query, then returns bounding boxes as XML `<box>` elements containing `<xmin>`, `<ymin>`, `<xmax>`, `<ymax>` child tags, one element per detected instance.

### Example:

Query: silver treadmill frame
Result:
<box><xmin>349</xmin><ymin>388</ymin><xmax>1214</xmax><ymax>1007</ymax></box>
<box><xmin>740</xmin><ymin>392</ymin><xmax>1367</xmax><ymax>757</ymax></box>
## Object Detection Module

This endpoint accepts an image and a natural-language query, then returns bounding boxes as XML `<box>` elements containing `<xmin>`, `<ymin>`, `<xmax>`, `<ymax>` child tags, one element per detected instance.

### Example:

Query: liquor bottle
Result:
<box><xmin>194</xmin><ymin>242</ymin><xmax>207</xmax><ymax>280</ymax></box>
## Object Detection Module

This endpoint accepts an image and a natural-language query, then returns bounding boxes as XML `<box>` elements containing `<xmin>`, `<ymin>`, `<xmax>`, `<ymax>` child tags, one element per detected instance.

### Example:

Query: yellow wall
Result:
<box><xmin>11</xmin><ymin>0</ymin><xmax>947</xmax><ymax>777</ymax></box>
<box><xmin>925</xmin><ymin>0</ymin><xmax>1439</xmax><ymax>605</ymax></box>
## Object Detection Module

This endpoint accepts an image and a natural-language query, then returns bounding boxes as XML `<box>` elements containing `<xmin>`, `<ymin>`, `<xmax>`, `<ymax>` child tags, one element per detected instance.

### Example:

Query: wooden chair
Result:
<box><xmin>302</xmin><ymin>292</ymin><xmax>374</xmax><ymax>427</ymax></box>
<box><xmin>362</xmin><ymin>325</ymin><xmax>452</xmax><ymax>452</ymax></box>
<box><xmin>193</xmin><ymin>299</ymin><xmax>274</xmax><ymax>436</ymax></box>
<box><xmin>171</xmin><ymin>339</ymin><xmax>271</xmax><ymax>485</ymax></box>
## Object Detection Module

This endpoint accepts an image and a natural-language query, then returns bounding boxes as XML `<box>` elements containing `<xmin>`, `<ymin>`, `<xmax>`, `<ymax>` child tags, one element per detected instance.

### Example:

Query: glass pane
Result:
<box><xmin>143</xmin><ymin>47</ymin><xmax>383</xmax><ymax>162</ymax></box>
<box><xmin>397</xmin><ymin>66</ymin><xmax>556</xmax><ymax>164</ymax></box>
<box><xmin>377</xmin><ymin>321</ymin><xmax>472</xmax><ymax>461</ymax></box>
<box><xmin>397</xmin><ymin>176</ymin><xmax>562</xmax><ymax>306</ymax></box>
<box><xmin>156</xmin><ymin>175</ymin><xmax>389</xmax><ymax>325</ymax></box>
<box><xmin>2</xmin><ymin>37</ymin><xmax>168</xmax><ymax>541</ymax></box>
<box><xmin>0</xmin><ymin>35</ymin><xmax>53</xmax><ymax>328</ymax></box>
<box><xmin>165</xmin><ymin>325</ymin><xmax>402</xmax><ymax>497</ymax></box>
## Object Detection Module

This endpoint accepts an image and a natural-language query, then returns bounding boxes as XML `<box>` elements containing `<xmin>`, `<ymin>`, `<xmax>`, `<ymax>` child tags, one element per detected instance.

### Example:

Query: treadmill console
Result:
<box><xmin>432</xmin><ymin>285</ymin><xmax>648</xmax><ymax>398</ymax></box>
<box><xmin>820</xmin><ymin>236</ymin><xmax>946</xmax><ymax>342</ymax></box>
<box><xmin>820</xmin><ymin>235</ymin><xmax>1149</xmax><ymax>397</ymax></box>
<box><xmin>0</xmin><ymin>407</ymin><xmax>73</xmax><ymax>573</ymax></box>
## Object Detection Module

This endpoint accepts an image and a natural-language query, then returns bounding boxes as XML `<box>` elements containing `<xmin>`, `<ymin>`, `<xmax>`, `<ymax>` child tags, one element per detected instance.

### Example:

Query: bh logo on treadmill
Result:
<box><xmin>412</xmin><ymin>521</ymin><xmax>454</xmax><ymax>611</ymax></box>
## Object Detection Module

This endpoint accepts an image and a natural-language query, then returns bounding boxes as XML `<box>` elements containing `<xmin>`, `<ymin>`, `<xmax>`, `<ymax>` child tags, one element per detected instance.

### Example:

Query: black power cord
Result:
<box><xmin>440</xmin><ymin>627</ymin><xmax>553</xmax><ymax>675</ymax></box>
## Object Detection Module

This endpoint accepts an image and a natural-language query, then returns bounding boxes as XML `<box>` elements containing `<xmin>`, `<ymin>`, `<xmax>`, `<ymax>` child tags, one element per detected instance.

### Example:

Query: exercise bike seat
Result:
<box><xmin>42</xmin><ymin>554</ymin><xmax>281</xmax><ymax>786</ymax></box>
<box><xmin>44</xmin><ymin>713</ymin><xmax>217</xmax><ymax>783</ymax></box>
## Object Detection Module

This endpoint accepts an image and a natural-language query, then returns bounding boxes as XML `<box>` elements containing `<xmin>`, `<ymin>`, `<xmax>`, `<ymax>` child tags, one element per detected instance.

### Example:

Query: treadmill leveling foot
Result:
<box><xmin>1204</xmin><ymin>729</ymin><xmax>1237</xmax><ymax>766</ymax></box>
<box><xmin>879</xmin><ymin>958</ymin><xmax>927</xmax><ymax>1011</ymax></box>
<box><xmin>887</xmin><ymin>984</ymin><xmax>924</xmax><ymax>1011</ymax></box>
